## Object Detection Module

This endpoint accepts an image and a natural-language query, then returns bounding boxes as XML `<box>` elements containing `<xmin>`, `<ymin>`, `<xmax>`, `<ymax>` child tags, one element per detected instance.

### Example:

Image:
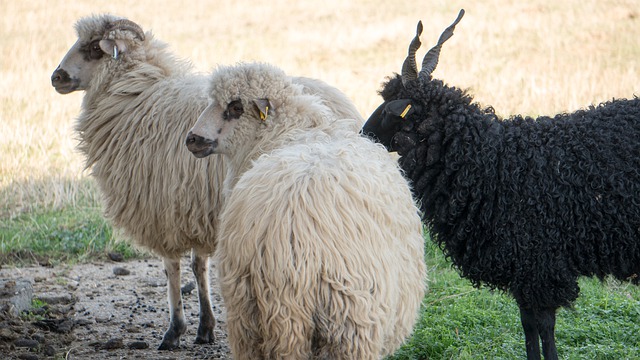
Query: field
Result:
<box><xmin>1</xmin><ymin>0</ymin><xmax>639</xmax><ymax>359</ymax></box>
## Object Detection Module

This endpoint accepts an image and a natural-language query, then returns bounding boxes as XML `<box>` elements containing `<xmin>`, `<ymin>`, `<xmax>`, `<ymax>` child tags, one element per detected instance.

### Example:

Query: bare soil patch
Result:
<box><xmin>0</xmin><ymin>256</ymin><xmax>231</xmax><ymax>359</ymax></box>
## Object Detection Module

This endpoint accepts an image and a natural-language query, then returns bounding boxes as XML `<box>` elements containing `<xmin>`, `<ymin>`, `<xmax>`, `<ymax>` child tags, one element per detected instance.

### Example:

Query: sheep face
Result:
<box><xmin>362</xmin><ymin>90</ymin><xmax>420</xmax><ymax>151</ymax></box>
<box><xmin>186</xmin><ymin>96</ymin><xmax>271</xmax><ymax>158</ymax></box>
<box><xmin>51</xmin><ymin>15</ymin><xmax>145</xmax><ymax>94</ymax></box>
<box><xmin>186</xmin><ymin>100</ymin><xmax>238</xmax><ymax>157</ymax></box>
<box><xmin>362</xmin><ymin>10</ymin><xmax>464</xmax><ymax>153</ymax></box>
<box><xmin>187</xmin><ymin>63</ymin><xmax>291</xmax><ymax>159</ymax></box>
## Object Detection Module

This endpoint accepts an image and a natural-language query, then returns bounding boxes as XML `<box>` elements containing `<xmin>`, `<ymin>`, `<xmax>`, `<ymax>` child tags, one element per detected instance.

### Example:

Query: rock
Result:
<box><xmin>127</xmin><ymin>340</ymin><xmax>149</xmax><ymax>349</ymax></box>
<box><xmin>56</xmin><ymin>319</ymin><xmax>74</xmax><ymax>333</ymax></box>
<box><xmin>14</xmin><ymin>338</ymin><xmax>39</xmax><ymax>348</ymax></box>
<box><xmin>17</xmin><ymin>354</ymin><xmax>39</xmax><ymax>360</ymax></box>
<box><xmin>0</xmin><ymin>327</ymin><xmax>18</xmax><ymax>341</ymax></box>
<box><xmin>43</xmin><ymin>344</ymin><xmax>56</xmax><ymax>356</ymax></box>
<box><xmin>103</xmin><ymin>337</ymin><xmax>124</xmax><ymax>350</ymax></box>
<box><xmin>107</xmin><ymin>252</ymin><xmax>124</xmax><ymax>262</ymax></box>
<box><xmin>113</xmin><ymin>267</ymin><xmax>131</xmax><ymax>276</ymax></box>
<box><xmin>95</xmin><ymin>316</ymin><xmax>112</xmax><ymax>323</ymax></box>
<box><xmin>181</xmin><ymin>281</ymin><xmax>196</xmax><ymax>295</ymax></box>
<box><xmin>0</xmin><ymin>279</ymin><xmax>33</xmax><ymax>317</ymax></box>
<box><xmin>37</xmin><ymin>293</ymin><xmax>74</xmax><ymax>305</ymax></box>
<box><xmin>33</xmin><ymin>318</ymin><xmax>74</xmax><ymax>333</ymax></box>
<box><xmin>31</xmin><ymin>333</ymin><xmax>45</xmax><ymax>343</ymax></box>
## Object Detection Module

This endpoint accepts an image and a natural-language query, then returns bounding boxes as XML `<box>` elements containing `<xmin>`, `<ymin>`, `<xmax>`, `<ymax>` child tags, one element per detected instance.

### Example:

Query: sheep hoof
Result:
<box><xmin>194</xmin><ymin>331</ymin><xmax>215</xmax><ymax>344</ymax></box>
<box><xmin>157</xmin><ymin>339</ymin><xmax>180</xmax><ymax>351</ymax></box>
<box><xmin>158</xmin><ymin>328</ymin><xmax>183</xmax><ymax>350</ymax></box>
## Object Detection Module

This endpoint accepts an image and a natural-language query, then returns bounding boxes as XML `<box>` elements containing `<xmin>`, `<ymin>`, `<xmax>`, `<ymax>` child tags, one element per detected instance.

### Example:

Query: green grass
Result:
<box><xmin>2</xmin><ymin>204</ymin><xmax>639</xmax><ymax>359</ymax></box>
<box><xmin>0</xmin><ymin>205</ymin><xmax>140</xmax><ymax>265</ymax></box>
<box><xmin>388</xmin><ymin>241</ymin><xmax>640</xmax><ymax>360</ymax></box>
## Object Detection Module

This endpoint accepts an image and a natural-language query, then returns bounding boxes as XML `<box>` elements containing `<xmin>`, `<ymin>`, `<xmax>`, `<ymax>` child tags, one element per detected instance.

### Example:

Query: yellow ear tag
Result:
<box><xmin>260</xmin><ymin>106</ymin><xmax>269</xmax><ymax>121</ymax></box>
<box><xmin>399</xmin><ymin>104</ymin><xmax>412</xmax><ymax>118</ymax></box>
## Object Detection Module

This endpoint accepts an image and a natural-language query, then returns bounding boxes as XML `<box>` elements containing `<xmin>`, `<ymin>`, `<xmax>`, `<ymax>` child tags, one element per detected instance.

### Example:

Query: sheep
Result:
<box><xmin>185</xmin><ymin>62</ymin><xmax>427</xmax><ymax>359</ymax></box>
<box><xmin>50</xmin><ymin>14</ymin><xmax>223</xmax><ymax>350</ymax></box>
<box><xmin>362</xmin><ymin>10</ymin><xmax>640</xmax><ymax>360</ymax></box>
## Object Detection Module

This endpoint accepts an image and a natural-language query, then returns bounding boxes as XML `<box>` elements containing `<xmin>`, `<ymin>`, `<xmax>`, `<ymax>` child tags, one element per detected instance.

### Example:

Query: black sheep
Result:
<box><xmin>362</xmin><ymin>9</ymin><xmax>640</xmax><ymax>360</ymax></box>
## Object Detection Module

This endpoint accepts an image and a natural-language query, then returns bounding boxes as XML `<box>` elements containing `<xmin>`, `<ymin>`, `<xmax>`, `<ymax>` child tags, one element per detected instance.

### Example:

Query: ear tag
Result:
<box><xmin>112</xmin><ymin>46</ymin><xmax>119</xmax><ymax>59</ymax></box>
<box><xmin>260</xmin><ymin>106</ymin><xmax>269</xmax><ymax>121</ymax></box>
<box><xmin>253</xmin><ymin>99</ymin><xmax>272</xmax><ymax>122</ymax></box>
<box><xmin>400</xmin><ymin>104</ymin><xmax>412</xmax><ymax>118</ymax></box>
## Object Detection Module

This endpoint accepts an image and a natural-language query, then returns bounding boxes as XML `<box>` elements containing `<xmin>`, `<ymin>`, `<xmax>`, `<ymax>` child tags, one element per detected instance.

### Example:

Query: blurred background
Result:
<box><xmin>1</xmin><ymin>2</ymin><xmax>639</xmax><ymax>358</ymax></box>
<box><xmin>1</xmin><ymin>0</ymin><xmax>638</xmax><ymax>249</ymax></box>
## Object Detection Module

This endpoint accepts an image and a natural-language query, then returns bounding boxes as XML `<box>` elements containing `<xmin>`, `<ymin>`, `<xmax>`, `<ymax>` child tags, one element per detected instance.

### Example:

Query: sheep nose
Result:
<box><xmin>185</xmin><ymin>131</ymin><xmax>217</xmax><ymax>158</ymax></box>
<box><xmin>51</xmin><ymin>67</ymin><xmax>68</xmax><ymax>87</ymax></box>
<box><xmin>185</xmin><ymin>131</ymin><xmax>205</xmax><ymax>146</ymax></box>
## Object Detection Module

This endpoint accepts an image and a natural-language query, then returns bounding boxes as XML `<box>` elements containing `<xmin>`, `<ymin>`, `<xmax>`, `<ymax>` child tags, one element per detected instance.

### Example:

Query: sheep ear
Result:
<box><xmin>99</xmin><ymin>39</ymin><xmax>128</xmax><ymax>59</ymax></box>
<box><xmin>385</xmin><ymin>99</ymin><xmax>415</xmax><ymax>119</ymax></box>
<box><xmin>253</xmin><ymin>98</ymin><xmax>273</xmax><ymax>121</ymax></box>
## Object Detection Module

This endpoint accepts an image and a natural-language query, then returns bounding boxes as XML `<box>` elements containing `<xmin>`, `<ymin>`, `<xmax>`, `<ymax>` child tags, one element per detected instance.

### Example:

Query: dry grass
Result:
<box><xmin>1</xmin><ymin>0</ymin><xmax>639</xmax><ymax>219</ymax></box>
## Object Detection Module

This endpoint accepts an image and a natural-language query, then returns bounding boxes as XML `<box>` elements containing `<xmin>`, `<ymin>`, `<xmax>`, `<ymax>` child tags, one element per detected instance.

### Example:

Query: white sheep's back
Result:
<box><xmin>217</xmin><ymin>124</ymin><xmax>426</xmax><ymax>356</ymax></box>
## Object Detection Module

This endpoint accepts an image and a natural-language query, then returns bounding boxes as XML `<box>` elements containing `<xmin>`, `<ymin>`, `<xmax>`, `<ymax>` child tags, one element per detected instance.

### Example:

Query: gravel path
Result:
<box><xmin>0</xmin><ymin>256</ymin><xmax>231</xmax><ymax>359</ymax></box>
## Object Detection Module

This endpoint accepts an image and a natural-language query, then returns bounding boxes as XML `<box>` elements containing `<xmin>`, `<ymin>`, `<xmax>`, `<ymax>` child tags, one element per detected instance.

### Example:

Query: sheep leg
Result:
<box><xmin>191</xmin><ymin>249</ymin><xmax>216</xmax><ymax>344</ymax></box>
<box><xmin>519</xmin><ymin>306</ymin><xmax>541</xmax><ymax>360</ymax></box>
<box><xmin>158</xmin><ymin>257</ymin><xmax>187</xmax><ymax>350</ymax></box>
<box><xmin>537</xmin><ymin>308</ymin><xmax>558</xmax><ymax>360</ymax></box>
<box><xmin>224</xmin><ymin>275</ymin><xmax>263</xmax><ymax>360</ymax></box>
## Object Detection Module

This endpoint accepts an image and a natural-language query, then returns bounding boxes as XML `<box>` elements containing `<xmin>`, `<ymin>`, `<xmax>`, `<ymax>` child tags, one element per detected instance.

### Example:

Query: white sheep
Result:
<box><xmin>50</xmin><ymin>14</ymin><xmax>224</xmax><ymax>350</ymax></box>
<box><xmin>186</xmin><ymin>62</ymin><xmax>426</xmax><ymax>359</ymax></box>
<box><xmin>51</xmin><ymin>14</ymin><xmax>364</xmax><ymax>350</ymax></box>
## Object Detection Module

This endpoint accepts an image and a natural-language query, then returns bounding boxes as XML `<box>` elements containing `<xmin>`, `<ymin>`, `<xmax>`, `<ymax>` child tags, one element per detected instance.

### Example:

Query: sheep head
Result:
<box><xmin>361</xmin><ymin>9</ymin><xmax>464</xmax><ymax>152</ymax></box>
<box><xmin>186</xmin><ymin>63</ymin><xmax>290</xmax><ymax>159</ymax></box>
<box><xmin>51</xmin><ymin>14</ymin><xmax>146</xmax><ymax>94</ymax></box>
<box><xmin>186</xmin><ymin>96</ymin><xmax>276</xmax><ymax>157</ymax></box>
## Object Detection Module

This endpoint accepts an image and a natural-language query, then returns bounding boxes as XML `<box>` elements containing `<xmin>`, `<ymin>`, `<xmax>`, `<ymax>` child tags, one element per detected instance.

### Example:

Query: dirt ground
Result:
<box><xmin>0</xmin><ymin>256</ymin><xmax>231</xmax><ymax>359</ymax></box>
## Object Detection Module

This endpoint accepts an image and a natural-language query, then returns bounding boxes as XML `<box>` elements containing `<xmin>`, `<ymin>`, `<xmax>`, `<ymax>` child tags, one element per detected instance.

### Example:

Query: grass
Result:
<box><xmin>388</xmin><ymin>242</ymin><xmax>640</xmax><ymax>359</ymax></box>
<box><xmin>1</xmin><ymin>0</ymin><xmax>639</xmax><ymax>358</ymax></box>
<box><xmin>0</xmin><ymin>203</ymin><xmax>140</xmax><ymax>266</ymax></box>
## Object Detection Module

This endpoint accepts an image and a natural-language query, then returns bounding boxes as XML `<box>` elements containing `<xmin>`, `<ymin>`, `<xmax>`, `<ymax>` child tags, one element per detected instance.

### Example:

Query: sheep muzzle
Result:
<box><xmin>185</xmin><ymin>131</ymin><xmax>217</xmax><ymax>158</ymax></box>
<box><xmin>51</xmin><ymin>67</ymin><xmax>78</xmax><ymax>94</ymax></box>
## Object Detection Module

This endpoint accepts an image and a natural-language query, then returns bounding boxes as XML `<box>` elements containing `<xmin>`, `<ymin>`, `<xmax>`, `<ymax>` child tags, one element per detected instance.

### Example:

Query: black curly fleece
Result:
<box><xmin>380</xmin><ymin>74</ymin><xmax>640</xmax><ymax>310</ymax></box>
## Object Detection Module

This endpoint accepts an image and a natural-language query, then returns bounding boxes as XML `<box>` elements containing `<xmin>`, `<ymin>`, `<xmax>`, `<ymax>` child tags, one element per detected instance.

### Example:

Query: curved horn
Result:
<box><xmin>419</xmin><ymin>9</ymin><xmax>465</xmax><ymax>79</ymax></box>
<box><xmin>104</xmin><ymin>19</ymin><xmax>145</xmax><ymax>41</ymax></box>
<box><xmin>401</xmin><ymin>21</ymin><xmax>423</xmax><ymax>86</ymax></box>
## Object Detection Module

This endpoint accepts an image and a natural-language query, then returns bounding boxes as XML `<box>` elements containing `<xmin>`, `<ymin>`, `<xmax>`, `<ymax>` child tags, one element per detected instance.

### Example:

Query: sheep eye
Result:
<box><xmin>89</xmin><ymin>40</ymin><xmax>103</xmax><ymax>60</ymax></box>
<box><xmin>224</xmin><ymin>100</ymin><xmax>244</xmax><ymax>121</ymax></box>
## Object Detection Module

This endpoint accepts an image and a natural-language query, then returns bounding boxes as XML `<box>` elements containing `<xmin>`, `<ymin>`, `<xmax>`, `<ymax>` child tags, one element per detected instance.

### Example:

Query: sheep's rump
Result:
<box><xmin>407</xmin><ymin>96</ymin><xmax>640</xmax><ymax>309</ymax></box>
<box><xmin>217</xmin><ymin>129</ymin><xmax>425</xmax><ymax>356</ymax></box>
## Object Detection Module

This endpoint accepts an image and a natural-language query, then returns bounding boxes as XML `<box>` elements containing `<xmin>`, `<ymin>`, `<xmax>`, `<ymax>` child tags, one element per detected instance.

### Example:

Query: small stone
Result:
<box><xmin>17</xmin><ymin>354</ymin><xmax>39</xmax><ymax>360</ymax></box>
<box><xmin>113</xmin><ymin>267</ymin><xmax>131</xmax><ymax>276</ymax></box>
<box><xmin>37</xmin><ymin>293</ymin><xmax>74</xmax><ymax>305</ymax></box>
<box><xmin>103</xmin><ymin>337</ymin><xmax>124</xmax><ymax>350</ymax></box>
<box><xmin>181</xmin><ymin>281</ymin><xmax>196</xmax><ymax>295</ymax></box>
<box><xmin>107</xmin><ymin>252</ymin><xmax>124</xmax><ymax>262</ymax></box>
<box><xmin>95</xmin><ymin>316</ymin><xmax>111</xmax><ymax>323</ymax></box>
<box><xmin>56</xmin><ymin>319</ymin><xmax>74</xmax><ymax>333</ymax></box>
<box><xmin>14</xmin><ymin>338</ymin><xmax>39</xmax><ymax>348</ymax></box>
<box><xmin>0</xmin><ymin>327</ymin><xmax>18</xmax><ymax>341</ymax></box>
<box><xmin>31</xmin><ymin>333</ymin><xmax>45</xmax><ymax>343</ymax></box>
<box><xmin>127</xmin><ymin>340</ymin><xmax>149</xmax><ymax>349</ymax></box>
<box><xmin>43</xmin><ymin>344</ymin><xmax>56</xmax><ymax>356</ymax></box>
<box><xmin>0</xmin><ymin>280</ymin><xmax>33</xmax><ymax>316</ymax></box>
